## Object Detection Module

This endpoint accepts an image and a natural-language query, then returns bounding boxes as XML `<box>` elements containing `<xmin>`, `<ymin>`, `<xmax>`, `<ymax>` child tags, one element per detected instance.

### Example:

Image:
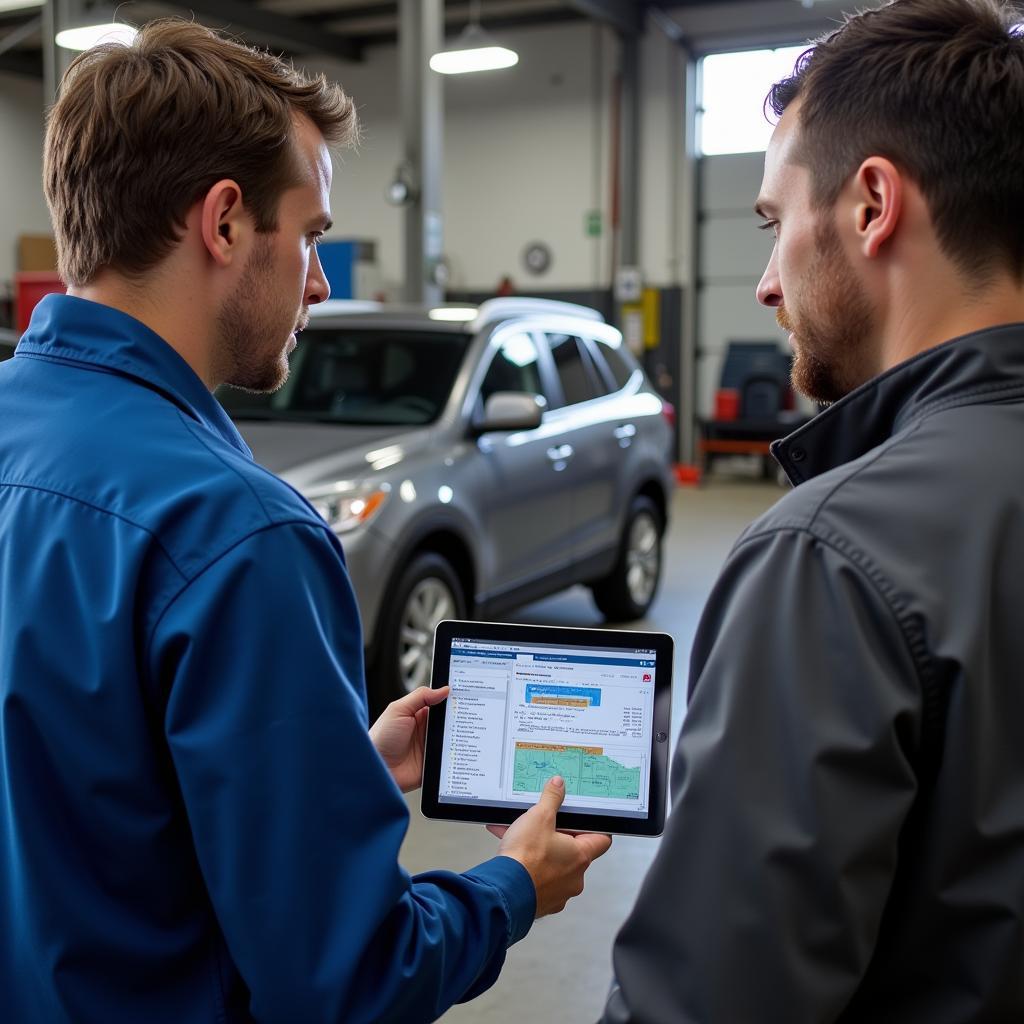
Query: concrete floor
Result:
<box><xmin>399</xmin><ymin>479</ymin><xmax>782</xmax><ymax>1024</ymax></box>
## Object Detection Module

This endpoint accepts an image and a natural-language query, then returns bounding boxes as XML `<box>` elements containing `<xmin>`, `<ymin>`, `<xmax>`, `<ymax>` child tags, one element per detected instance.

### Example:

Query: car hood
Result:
<box><xmin>233</xmin><ymin>420</ymin><xmax>432</xmax><ymax>490</ymax></box>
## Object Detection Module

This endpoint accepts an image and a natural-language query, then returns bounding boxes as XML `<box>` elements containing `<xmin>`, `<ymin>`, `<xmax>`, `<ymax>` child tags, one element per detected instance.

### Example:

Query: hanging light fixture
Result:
<box><xmin>429</xmin><ymin>0</ymin><xmax>518</xmax><ymax>76</ymax></box>
<box><xmin>55</xmin><ymin>3</ymin><xmax>137</xmax><ymax>51</ymax></box>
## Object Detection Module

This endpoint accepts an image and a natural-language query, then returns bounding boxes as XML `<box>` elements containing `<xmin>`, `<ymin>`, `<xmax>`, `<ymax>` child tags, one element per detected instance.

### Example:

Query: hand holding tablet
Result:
<box><xmin>421</xmin><ymin>621</ymin><xmax>674</xmax><ymax>838</ymax></box>
<box><xmin>489</xmin><ymin>774</ymin><xmax>613</xmax><ymax>916</ymax></box>
<box><xmin>369</xmin><ymin>684</ymin><xmax>451</xmax><ymax>793</ymax></box>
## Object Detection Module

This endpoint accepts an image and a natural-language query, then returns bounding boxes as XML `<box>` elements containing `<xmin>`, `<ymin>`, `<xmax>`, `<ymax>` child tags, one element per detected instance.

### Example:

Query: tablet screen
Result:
<box><xmin>437</xmin><ymin>634</ymin><xmax>659</xmax><ymax>820</ymax></box>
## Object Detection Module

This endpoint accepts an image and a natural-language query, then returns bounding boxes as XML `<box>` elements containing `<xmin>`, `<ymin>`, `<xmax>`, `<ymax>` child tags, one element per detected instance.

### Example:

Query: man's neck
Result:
<box><xmin>68</xmin><ymin>273</ymin><xmax>217</xmax><ymax>390</ymax></box>
<box><xmin>880</xmin><ymin>269</ymin><xmax>1024</xmax><ymax>373</ymax></box>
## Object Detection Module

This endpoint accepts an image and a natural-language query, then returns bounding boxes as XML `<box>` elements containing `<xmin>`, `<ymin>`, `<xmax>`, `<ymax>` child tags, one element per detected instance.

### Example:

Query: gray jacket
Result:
<box><xmin>602</xmin><ymin>325</ymin><xmax>1024</xmax><ymax>1023</ymax></box>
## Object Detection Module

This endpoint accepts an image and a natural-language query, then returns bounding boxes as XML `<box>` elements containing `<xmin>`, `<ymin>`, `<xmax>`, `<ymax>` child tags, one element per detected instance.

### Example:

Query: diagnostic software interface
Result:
<box><xmin>438</xmin><ymin>637</ymin><xmax>657</xmax><ymax>819</ymax></box>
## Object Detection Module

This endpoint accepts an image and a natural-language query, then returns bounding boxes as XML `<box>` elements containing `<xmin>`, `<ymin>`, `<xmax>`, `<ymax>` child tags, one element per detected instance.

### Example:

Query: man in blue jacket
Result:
<box><xmin>0</xmin><ymin>19</ymin><xmax>610</xmax><ymax>1024</ymax></box>
<box><xmin>601</xmin><ymin>0</ymin><xmax>1024</xmax><ymax>1021</ymax></box>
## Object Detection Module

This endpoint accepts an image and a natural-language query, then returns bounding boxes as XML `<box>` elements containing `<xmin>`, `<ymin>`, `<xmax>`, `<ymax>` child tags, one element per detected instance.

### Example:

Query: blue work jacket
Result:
<box><xmin>0</xmin><ymin>295</ymin><xmax>534</xmax><ymax>1023</ymax></box>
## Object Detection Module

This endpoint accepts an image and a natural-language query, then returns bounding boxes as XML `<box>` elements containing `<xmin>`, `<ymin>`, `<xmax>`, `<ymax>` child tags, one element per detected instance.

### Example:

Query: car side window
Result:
<box><xmin>547</xmin><ymin>333</ymin><xmax>605</xmax><ymax>405</ymax></box>
<box><xmin>590</xmin><ymin>335</ymin><xmax>639</xmax><ymax>391</ymax></box>
<box><xmin>480</xmin><ymin>332</ymin><xmax>545</xmax><ymax>403</ymax></box>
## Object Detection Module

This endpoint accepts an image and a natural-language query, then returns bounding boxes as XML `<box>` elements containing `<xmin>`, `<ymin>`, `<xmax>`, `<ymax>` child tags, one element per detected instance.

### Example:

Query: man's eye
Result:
<box><xmin>758</xmin><ymin>220</ymin><xmax>779</xmax><ymax>235</ymax></box>
<box><xmin>308</xmin><ymin>233</ymin><xmax>323</xmax><ymax>247</ymax></box>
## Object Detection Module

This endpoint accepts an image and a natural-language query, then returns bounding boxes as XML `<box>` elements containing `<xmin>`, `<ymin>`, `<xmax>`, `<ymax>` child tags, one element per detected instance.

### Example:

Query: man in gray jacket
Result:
<box><xmin>601</xmin><ymin>1</ymin><xmax>1024</xmax><ymax>1020</ymax></box>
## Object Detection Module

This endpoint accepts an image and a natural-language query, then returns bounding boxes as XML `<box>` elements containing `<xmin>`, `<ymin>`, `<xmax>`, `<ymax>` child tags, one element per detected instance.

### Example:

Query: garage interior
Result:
<box><xmin>2</xmin><ymin>1</ymin><xmax>882</xmax><ymax>1021</ymax></box>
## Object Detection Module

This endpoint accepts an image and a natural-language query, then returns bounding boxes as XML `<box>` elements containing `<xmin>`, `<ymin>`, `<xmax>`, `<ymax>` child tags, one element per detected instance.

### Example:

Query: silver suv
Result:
<box><xmin>218</xmin><ymin>298</ymin><xmax>675</xmax><ymax>711</ymax></box>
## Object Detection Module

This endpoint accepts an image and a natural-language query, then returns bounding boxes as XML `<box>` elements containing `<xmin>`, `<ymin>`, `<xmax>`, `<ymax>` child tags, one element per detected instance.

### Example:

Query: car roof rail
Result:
<box><xmin>471</xmin><ymin>298</ymin><xmax>604</xmax><ymax>330</ymax></box>
<box><xmin>308</xmin><ymin>299</ymin><xmax>384</xmax><ymax>318</ymax></box>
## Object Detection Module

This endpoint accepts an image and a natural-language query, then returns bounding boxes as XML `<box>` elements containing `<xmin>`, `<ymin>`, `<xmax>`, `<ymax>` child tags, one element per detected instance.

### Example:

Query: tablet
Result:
<box><xmin>421</xmin><ymin>620</ymin><xmax>673</xmax><ymax>837</ymax></box>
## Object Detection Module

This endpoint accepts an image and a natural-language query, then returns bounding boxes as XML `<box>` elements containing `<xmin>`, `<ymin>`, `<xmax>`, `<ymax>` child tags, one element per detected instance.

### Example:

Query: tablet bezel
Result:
<box><xmin>420</xmin><ymin>619</ymin><xmax>673</xmax><ymax>837</ymax></box>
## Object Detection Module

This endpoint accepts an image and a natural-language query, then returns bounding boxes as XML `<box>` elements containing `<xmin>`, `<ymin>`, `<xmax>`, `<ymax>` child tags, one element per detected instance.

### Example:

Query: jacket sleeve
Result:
<box><xmin>148</xmin><ymin>520</ymin><xmax>535</xmax><ymax>1024</ymax></box>
<box><xmin>600</xmin><ymin>527</ymin><xmax>923</xmax><ymax>1024</ymax></box>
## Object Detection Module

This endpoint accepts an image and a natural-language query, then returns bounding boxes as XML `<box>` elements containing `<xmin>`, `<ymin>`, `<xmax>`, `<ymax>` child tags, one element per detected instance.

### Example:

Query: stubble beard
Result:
<box><xmin>217</xmin><ymin>235</ymin><xmax>301</xmax><ymax>394</ymax></box>
<box><xmin>778</xmin><ymin>221</ymin><xmax>876</xmax><ymax>405</ymax></box>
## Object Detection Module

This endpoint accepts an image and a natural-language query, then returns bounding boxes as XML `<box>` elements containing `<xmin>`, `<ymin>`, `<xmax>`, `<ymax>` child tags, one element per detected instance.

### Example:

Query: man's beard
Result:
<box><xmin>217</xmin><ymin>236</ymin><xmax>304</xmax><ymax>393</ymax></box>
<box><xmin>778</xmin><ymin>221</ymin><xmax>876</xmax><ymax>405</ymax></box>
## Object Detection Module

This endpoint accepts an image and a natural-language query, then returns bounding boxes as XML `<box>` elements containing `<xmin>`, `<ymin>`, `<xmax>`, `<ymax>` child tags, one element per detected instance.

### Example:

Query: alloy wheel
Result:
<box><xmin>625</xmin><ymin>511</ymin><xmax>660</xmax><ymax>608</ymax></box>
<box><xmin>398</xmin><ymin>577</ymin><xmax>456</xmax><ymax>692</ymax></box>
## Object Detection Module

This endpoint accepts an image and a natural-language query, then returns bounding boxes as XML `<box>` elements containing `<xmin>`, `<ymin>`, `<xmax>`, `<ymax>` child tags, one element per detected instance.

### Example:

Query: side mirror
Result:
<box><xmin>476</xmin><ymin>392</ymin><xmax>545</xmax><ymax>433</ymax></box>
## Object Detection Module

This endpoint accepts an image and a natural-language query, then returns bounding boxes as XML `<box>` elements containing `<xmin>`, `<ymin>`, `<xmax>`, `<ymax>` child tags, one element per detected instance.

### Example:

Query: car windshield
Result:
<box><xmin>217</xmin><ymin>327</ymin><xmax>469</xmax><ymax>426</ymax></box>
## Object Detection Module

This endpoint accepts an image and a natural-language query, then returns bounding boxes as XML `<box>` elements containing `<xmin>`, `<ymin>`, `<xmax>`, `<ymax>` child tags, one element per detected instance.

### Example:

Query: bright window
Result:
<box><xmin>699</xmin><ymin>45</ymin><xmax>809</xmax><ymax>156</ymax></box>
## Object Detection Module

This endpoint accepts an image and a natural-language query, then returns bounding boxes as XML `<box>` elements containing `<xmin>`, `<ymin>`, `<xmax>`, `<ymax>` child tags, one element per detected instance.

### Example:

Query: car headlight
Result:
<box><xmin>308</xmin><ymin>484</ymin><xmax>390</xmax><ymax>534</ymax></box>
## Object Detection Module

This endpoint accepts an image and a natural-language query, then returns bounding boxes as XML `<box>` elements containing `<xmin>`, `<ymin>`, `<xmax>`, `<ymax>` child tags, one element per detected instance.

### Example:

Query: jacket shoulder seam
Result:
<box><xmin>732</xmin><ymin>522</ymin><xmax>934</xmax><ymax>693</ymax></box>
<box><xmin>0</xmin><ymin>479</ymin><xmax>187</xmax><ymax>581</ymax></box>
<box><xmin>144</xmin><ymin>518</ymin><xmax>340</xmax><ymax>661</ymax></box>
<box><xmin>175</xmin><ymin>408</ymin><xmax>276</xmax><ymax>524</ymax></box>
<box><xmin>803</xmin><ymin>415</ymin><xmax>927</xmax><ymax>532</ymax></box>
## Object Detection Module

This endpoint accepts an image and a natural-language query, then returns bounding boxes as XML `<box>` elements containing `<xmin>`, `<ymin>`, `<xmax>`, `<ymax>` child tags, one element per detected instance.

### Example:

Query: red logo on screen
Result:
<box><xmin>643</xmin><ymin>673</ymin><xmax>652</xmax><ymax>682</ymax></box>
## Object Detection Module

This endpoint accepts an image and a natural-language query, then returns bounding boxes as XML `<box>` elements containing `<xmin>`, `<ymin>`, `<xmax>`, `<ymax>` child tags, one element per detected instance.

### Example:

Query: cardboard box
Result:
<box><xmin>17</xmin><ymin>235</ymin><xmax>58</xmax><ymax>273</ymax></box>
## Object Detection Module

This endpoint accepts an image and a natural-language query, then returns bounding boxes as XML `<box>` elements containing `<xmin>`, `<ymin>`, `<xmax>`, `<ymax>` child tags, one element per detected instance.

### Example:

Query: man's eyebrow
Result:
<box><xmin>754</xmin><ymin>201</ymin><xmax>775</xmax><ymax>219</ymax></box>
<box><xmin>308</xmin><ymin>214</ymin><xmax>333</xmax><ymax>232</ymax></box>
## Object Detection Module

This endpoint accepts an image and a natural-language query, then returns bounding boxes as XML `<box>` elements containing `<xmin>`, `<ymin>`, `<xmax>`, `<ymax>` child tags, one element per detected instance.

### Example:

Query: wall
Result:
<box><xmin>0</xmin><ymin>72</ymin><xmax>54</xmax><ymax>314</ymax></box>
<box><xmin>0</xmin><ymin>21</ymin><xmax>689</xmax><ymax>306</ymax></box>
<box><xmin>666</xmin><ymin>0</ymin><xmax>890</xmax><ymax>425</ymax></box>
<box><xmin>316</xmin><ymin>19</ymin><xmax>687</xmax><ymax>298</ymax></box>
<box><xmin>696</xmin><ymin>151</ymin><xmax>787</xmax><ymax>417</ymax></box>
<box><xmin>0</xmin><ymin>15</ymin><xmax>795</xmax><ymax>428</ymax></box>
<box><xmin>639</xmin><ymin>25</ymin><xmax>688</xmax><ymax>290</ymax></box>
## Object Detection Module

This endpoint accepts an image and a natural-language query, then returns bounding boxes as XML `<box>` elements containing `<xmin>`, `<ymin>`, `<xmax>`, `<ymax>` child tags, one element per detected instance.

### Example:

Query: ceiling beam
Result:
<box><xmin>442</xmin><ymin>8</ymin><xmax>584</xmax><ymax>33</ymax></box>
<box><xmin>563</xmin><ymin>0</ymin><xmax>645</xmax><ymax>35</ymax></box>
<box><xmin>0</xmin><ymin>49</ymin><xmax>41</xmax><ymax>77</ymax></box>
<box><xmin>315</xmin><ymin>9</ymin><xmax>585</xmax><ymax>42</ymax></box>
<box><xmin>171</xmin><ymin>0</ymin><xmax>362</xmax><ymax>61</ymax></box>
<box><xmin>298</xmin><ymin>1</ymin><xmax>400</xmax><ymax>22</ymax></box>
<box><xmin>0</xmin><ymin>13</ymin><xmax>40</xmax><ymax>58</ymax></box>
<box><xmin>658</xmin><ymin>0</ymin><xmax>799</xmax><ymax>5</ymax></box>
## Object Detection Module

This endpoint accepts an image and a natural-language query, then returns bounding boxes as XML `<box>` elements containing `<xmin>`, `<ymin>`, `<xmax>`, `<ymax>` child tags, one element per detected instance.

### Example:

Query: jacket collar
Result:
<box><xmin>17</xmin><ymin>294</ymin><xmax>250</xmax><ymax>457</ymax></box>
<box><xmin>773</xmin><ymin>322</ymin><xmax>1024</xmax><ymax>485</ymax></box>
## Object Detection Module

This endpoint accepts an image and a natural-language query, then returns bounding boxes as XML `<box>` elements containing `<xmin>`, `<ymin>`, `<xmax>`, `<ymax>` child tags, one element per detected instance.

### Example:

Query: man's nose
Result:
<box><xmin>306</xmin><ymin>248</ymin><xmax>331</xmax><ymax>305</ymax></box>
<box><xmin>756</xmin><ymin>249</ymin><xmax>782</xmax><ymax>308</ymax></box>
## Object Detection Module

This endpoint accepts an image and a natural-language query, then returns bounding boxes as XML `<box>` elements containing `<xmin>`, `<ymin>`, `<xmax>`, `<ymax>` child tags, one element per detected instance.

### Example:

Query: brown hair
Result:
<box><xmin>44</xmin><ymin>19</ymin><xmax>358</xmax><ymax>286</ymax></box>
<box><xmin>767</xmin><ymin>0</ymin><xmax>1024</xmax><ymax>282</ymax></box>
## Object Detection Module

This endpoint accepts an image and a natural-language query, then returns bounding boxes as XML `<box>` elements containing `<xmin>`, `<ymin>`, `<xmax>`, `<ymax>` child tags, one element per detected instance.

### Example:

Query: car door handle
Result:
<box><xmin>546</xmin><ymin>444</ymin><xmax>574</xmax><ymax>462</ymax></box>
<box><xmin>614</xmin><ymin>423</ymin><xmax>637</xmax><ymax>446</ymax></box>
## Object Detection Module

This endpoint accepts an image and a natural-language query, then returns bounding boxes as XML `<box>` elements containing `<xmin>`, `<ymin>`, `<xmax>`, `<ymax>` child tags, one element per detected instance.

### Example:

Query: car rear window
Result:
<box><xmin>590</xmin><ymin>335</ymin><xmax>639</xmax><ymax>391</ymax></box>
<box><xmin>546</xmin><ymin>333</ymin><xmax>605</xmax><ymax>405</ymax></box>
<box><xmin>218</xmin><ymin>329</ymin><xmax>470</xmax><ymax>426</ymax></box>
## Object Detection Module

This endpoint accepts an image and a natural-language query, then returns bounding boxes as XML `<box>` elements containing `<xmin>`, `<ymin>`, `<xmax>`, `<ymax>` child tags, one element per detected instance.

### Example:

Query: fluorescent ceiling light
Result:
<box><xmin>430</xmin><ymin>42</ymin><xmax>518</xmax><ymax>75</ymax></box>
<box><xmin>430</xmin><ymin>6</ymin><xmax>518</xmax><ymax>76</ymax></box>
<box><xmin>56</xmin><ymin>22</ymin><xmax>136</xmax><ymax>51</ymax></box>
<box><xmin>0</xmin><ymin>0</ymin><xmax>43</xmax><ymax>12</ymax></box>
<box><xmin>429</xmin><ymin>306</ymin><xmax>478</xmax><ymax>322</ymax></box>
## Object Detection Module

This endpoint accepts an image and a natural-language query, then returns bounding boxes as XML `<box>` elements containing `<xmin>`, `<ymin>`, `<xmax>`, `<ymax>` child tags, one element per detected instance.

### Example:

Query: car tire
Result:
<box><xmin>371</xmin><ymin>551</ymin><xmax>467</xmax><ymax>712</ymax></box>
<box><xmin>590</xmin><ymin>495</ymin><xmax>664</xmax><ymax>622</ymax></box>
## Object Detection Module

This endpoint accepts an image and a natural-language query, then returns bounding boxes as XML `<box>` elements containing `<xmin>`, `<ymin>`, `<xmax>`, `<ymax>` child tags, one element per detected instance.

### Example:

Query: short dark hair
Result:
<box><xmin>44</xmin><ymin>19</ymin><xmax>359</xmax><ymax>286</ymax></box>
<box><xmin>768</xmin><ymin>0</ymin><xmax>1024</xmax><ymax>283</ymax></box>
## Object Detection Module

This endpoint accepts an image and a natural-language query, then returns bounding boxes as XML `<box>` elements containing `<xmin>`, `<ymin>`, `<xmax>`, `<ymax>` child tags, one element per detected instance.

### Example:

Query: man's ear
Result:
<box><xmin>199</xmin><ymin>180</ymin><xmax>247</xmax><ymax>268</ymax></box>
<box><xmin>852</xmin><ymin>157</ymin><xmax>902</xmax><ymax>260</ymax></box>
